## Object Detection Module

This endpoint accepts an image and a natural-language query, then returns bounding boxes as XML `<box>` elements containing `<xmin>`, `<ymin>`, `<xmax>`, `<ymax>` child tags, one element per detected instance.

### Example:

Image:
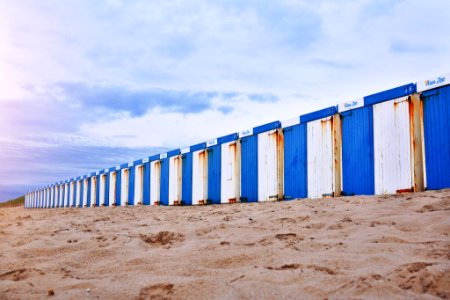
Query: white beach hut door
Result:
<box><xmin>150</xmin><ymin>161</ymin><xmax>161</xmax><ymax>205</ymax></box>
<box><xmin>220</xmin><ymin>142</ymin><xmax>237</xmax><ymax>203</ymax></box>
<box><xmin>168</xmin><ymin>157</ymin><xmax>181</xmax><ymax>205</ymax></box>
<box><xmin>307</xmin><ymin>118</ymin><xmax>334</xmax><ymax>199</ymax></box>
<box><xmin>109</xmin><ymin>172</ymin><xmax>116</xmax><ymax>206</ymax></box>
<box><xmin>99</xmin><ymin>175</ymin><xmax>106</xmax><ymax>206</ymax></box>
<box><xmin>76</xmin><ymin>181</ymin><xmax>81</xmax><ymax>207</ymax></box>
<box><xmin>258</xmin><ymin>130</ymin><xmax>279</xmax><ymax>201</ymax></box>
<box><xmin>373</xmin><ymin>98</ymin><xmax>413</xmax><ymax>194</ymax></box>
<box><xmin>192</xmin><ymin>150</ymin><xmax>207</xmax><ymax>204</ymax></box>
<box><xmin>83</xmin><ymin>180</ymin><xmax>88</xmax><ymax>207</ymax></box>
<box><xmin>134</xmin><ymin>165</ymin><xmax>144</xmax><ymax>205</ymax></box>
<box><xmin>121</xmin><ymin>169</ymin><xmax>129</xmax><ymax>206</ymax></box>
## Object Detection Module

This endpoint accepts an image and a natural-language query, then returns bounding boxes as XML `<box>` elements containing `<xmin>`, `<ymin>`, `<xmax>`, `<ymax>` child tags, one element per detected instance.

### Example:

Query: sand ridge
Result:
<box><xmin>0</xmin><ymin>190</ymin><xmax>449</xmax><ymax>299</ymax></box>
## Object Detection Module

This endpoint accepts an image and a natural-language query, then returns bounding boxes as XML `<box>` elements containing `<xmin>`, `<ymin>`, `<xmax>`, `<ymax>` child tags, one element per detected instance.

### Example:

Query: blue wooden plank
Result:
<box><xmin>341</xmin><ymin>106</ymin><xmax>375</xmax><ymax>195</ymax></box>
<box><xmin>240</xmin><ymin>135</ymin><xmax>258</xmax><ymax>202</ymax></box>
<box><xmin>207</xmin><ymin>145</ymin><xmax>221</xmax><ymax>204</ymax></box>
<box><xmin>283</xmin><ymin>123</ymin><xmax>308</xmax><ymax>200</ymax></box>
<box><xmin>182</xmin><ymin>153</ymin><xmax>193</xmax><ymax>205</ymax></box>
<box><xmin>423</xmin><ymin>85</ymin><xmax>450</xmax><ymax>189</ymax></box>
<box><xmin>143</xmin><ymin>163</ymin><xmax>151</xmax><ymax>205</ymax></box>
<box><xmin>160</xmin><ymin>159</ymin><xmax>170</xmax><ymax>205</ymax></box>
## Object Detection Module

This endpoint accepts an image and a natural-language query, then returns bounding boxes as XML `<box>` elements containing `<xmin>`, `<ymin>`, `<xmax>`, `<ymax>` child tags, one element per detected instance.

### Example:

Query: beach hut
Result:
<box><xmin>240</xmin><ymin>121</ymin><xmax>282</xmax><ymax>202</ymax></box>
<box><xmin>82</xmin><ymin>176</ymin><xmax>89</xmax><ymax>207</ymax></box>
<box><xmin>42</xmin><ymin>187</ymin><xmax>46</xmax><ymax>208</ymax></box>
<box><xmin>116</xmin><ymin>163</ymin><xmax>132</xmax><ymax>206</ymax></box>
<box><xmin>48</xmin><ymin>186</ymin><xmax>53</xmax><ymax>208</ymax></box>
<box><xmin>69</xmin><ymin>180</ymin><xmax>75</xmax><ymax>207</ymax></box>
<box><xmin>417</xmin><ymin>74</ymin><xmax>450</xmax><ymax>190</ymax></box>
<box><xmin>107</xmin><ymin>166</ymin><xmax>119</xmax><ymax>206</ymax></box>
<box><xmin>301</xmin><ymin>106</ymin><xmax>341</xmax><ymax>199</ymax></box>
<box><xmin>58</xmin><ymin>183</ymin><xmax>62</xmax><ymax>207</ymax></box>
<box><xmin>142</xmin><ymin>157</ymin><xmax>151</xmax><ymax>205</ymax></box>
<box><xmin>50</xmin><ymin>186</ymin><xmax>54</xmax><ymax>207</ymax></box>
<box><xmin>74</xmin><ymin>178</ymin><xmax>80</xmax><ymax>207</ymax></box>
<box><xmin>98</xmin><ymin>169</ymin><xmax>108</xmax><ymax>206</ymax></box>
<box><xmin>156</xmin><ymin>149</ymin><xmax>181</xmax><ymax>206</ymax></box>
<box><xmin>132</xmin><ymin>158</ymin><xmax>149</xmax><ymax>206</ymax></box>
<box><xmin>339</xmin><ymin>83</ymin><xmax>419</xmax><ymax>195</ymax></box>
<box><xmin>87</xmin><ymin>173</ymin><xmax>97</xmax><ymax>207</ymax></box>
<box><xmin>150</xmin><ymin>154</ymin><xmax>161</xmax><ymax>205</ymax></box>
<box><xmin>282</xmin><ymin>117</ymin><xmax>307</xmax><ymax>200</ymax></box>
<box><xmin>206</xmin><ymin>133</ymin><xmax>240</xmax><ymax>204</ymax></box>
<box><xmin>181</xmin><ymin>142</ymin><xmax>207</xmax><ymax>205</ymax></box>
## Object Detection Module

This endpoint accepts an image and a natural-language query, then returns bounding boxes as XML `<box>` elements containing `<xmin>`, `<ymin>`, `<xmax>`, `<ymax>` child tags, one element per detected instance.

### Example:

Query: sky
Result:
<box><xmin>1</xmin><ymin>0</ymin><xmax>449</xmax><ymax>201</ymax></box>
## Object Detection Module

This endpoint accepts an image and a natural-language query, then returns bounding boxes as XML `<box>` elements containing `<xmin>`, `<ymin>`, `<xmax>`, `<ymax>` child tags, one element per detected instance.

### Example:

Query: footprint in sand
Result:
<box><xmin>137</xmin><ymin>283</ymin><xmax>174</xmax><ymax>300</ymax></box>
<box><xmin>139</xmin><ymin>231</ymin><xmax>185</xmax><ymax>246</ymax></box>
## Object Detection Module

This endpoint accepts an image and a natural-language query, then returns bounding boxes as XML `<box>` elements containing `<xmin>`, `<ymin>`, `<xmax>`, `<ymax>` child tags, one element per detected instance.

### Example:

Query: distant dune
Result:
<box><xmin>0</xmin><ymin>195</ymin><xmax>24</xmax><ymax>208</ymax></box>
<box><xmin>0</xmin><ymin>190</ymin><xmax>449</xmax><ymax>299</ymax></box>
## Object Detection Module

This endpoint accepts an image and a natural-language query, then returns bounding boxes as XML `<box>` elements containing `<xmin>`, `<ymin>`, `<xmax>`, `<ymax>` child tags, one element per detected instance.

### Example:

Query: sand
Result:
<box><xmin>0</xmin><ymin>190</ymin><xmax>449</xmax><ymax>299</ymax></box>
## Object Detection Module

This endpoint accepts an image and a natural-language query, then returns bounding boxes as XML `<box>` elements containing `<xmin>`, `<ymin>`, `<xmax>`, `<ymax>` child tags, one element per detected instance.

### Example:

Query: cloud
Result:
<box><xmin>390</xmin><ymin>41</ymin><xmax>434</xmax><ymax>54</ymax></box>
<box><xmin>40</xmin><ymin>82</ymin><xmax>279</xmax><ymax>117</ymax></box>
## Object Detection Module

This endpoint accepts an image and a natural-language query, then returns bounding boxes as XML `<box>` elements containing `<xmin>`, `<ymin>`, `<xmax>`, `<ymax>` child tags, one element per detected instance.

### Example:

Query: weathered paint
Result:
<box><xmin>192</xmin><ymin>150</ymin><xmax>207</xmax><ymax>205</ymax></box>
<box><xmin>168</xmin><ymin>156</ymin><xmax>182</xmax><ymax>205</ymax></box>
<box><xmin>373</xmin><ymin>97</ymin><xmax>413</xmax><ymax>194</ymax></box>
<box><xmin>134</xmin><ymin>165</ymin><xmax>144</xmax><ymax>205</ymax></box>
<box><xmin>422</xmin><ymin>85</ymin><xmax>450</xmax><ymax>189</ymax></box>
<box><xmin>341</xmin><ymin>106</ymin><xmax>375</xmax><ymax>195</ymax></box>
<box><xmin>220</xmin><ymin>141</ymin><xmax>240</xmax><ymax>203</ymax></box>
<box><xmin>70</xmin><ymin>182</ymin><xmax>75</xmax><ymax>207</ymax></box>
<box><xmin>82</xmin><ymin>179</ymin><xmax>88</xmax><ymax>207</ymax></box>
<box><xmin>76</xmin><ymin>180</ymin><xmax>82</xmax><ymax>207</ymax></box>
<box><xmin>108</xmin><ymin>172</ymin><xmax>117</xmax><ymax>206</ymax></box>
<box><xmin>90</xmin><ymin>177</ymin><xmax>97</xmax><ymax>207</ymax></box>
<box><xmin>99</xmin><ymin>174</ymin><xmax>106</xmax><ymax>206</ymax></box>
<box><xmin>283</xmin><ymin>123</ymin><xmax>308</xmax><ymax>200</ymax></box>
<box><xmin>410</xmin><ymin>94</ymin><xmax>425</xmax><ymax>192</ymax></box>
<box><xmin>150</xmin><ymin>161</ymin><xmax>161</xmax><ymax>205</ymax></box>
<box><xmin>307</xmin><ymin>117</ymin><xmax>334</xmax><ymax>198</ymax></box>
<box><xmin>257</xmin><ymin>129</ymin><xmax>283</xmax><ymax>201</ymax></box>
<box><xmin>64</xmin><ymin>183</ymin><xmax>69</xmax><ymax>207</ymax></box>
<box><xmin>240</xmin><ymin>135</ymin><xmax>258</xmax><ymax>202</ymax></box>
<box><xmin>121</xmin><ymin>168</ymin><xmax>129</xmax><ymax>206</ymax></box>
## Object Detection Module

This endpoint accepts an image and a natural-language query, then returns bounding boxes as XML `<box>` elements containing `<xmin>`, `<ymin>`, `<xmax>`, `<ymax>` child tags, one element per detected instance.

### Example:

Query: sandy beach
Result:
<box><xmin>1</xmin><ymin>190</ymin><xmax>449</xmax><ymax>299</ymax></box>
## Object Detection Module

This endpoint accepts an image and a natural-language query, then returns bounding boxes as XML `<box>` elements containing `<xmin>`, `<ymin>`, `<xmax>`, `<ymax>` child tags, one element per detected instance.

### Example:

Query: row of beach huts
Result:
<box><xmin>25</xmin><ymin>73</ymin><xmax>450</xmax><ymax>209</ymax></box>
